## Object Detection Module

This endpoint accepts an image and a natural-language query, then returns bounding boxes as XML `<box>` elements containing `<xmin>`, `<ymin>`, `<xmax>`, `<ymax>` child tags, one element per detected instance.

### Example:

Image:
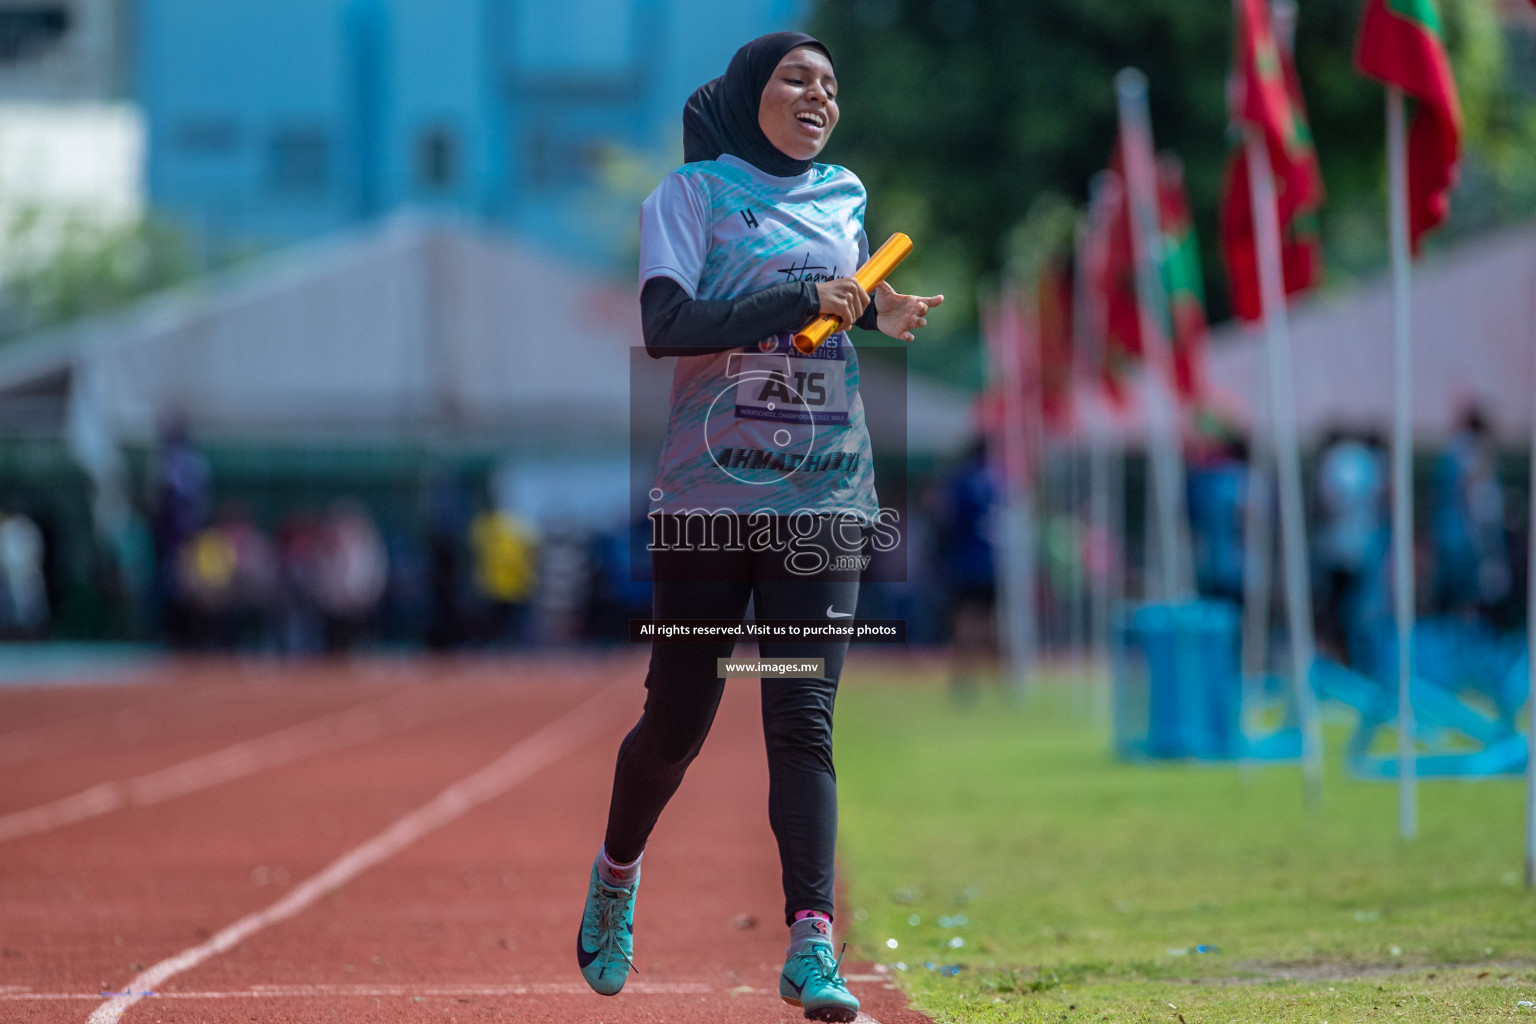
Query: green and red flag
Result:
<box><xmin>1355</xmin><ymin>0</ymin><xmax>1462</xmax><ymax>253</ymax></box>
<box><xmin>1157</xmin><ymin>157</ymin><xmax>1210</xmax><ymax>404</ymax></box>
<box><xmin>1089</xmin><ymin>152</ymin><xmax>1210</xmax><ymax>406</ymax></box>
<box><xmin>1221</xmin><ymin>0</ymin><xmax>1325</xmax><ymax>322</ymax></box>
<box><xmin>1231</xmin><ymin>0</ymin><xmax>1322</xmax><ymax>216</ymax></box>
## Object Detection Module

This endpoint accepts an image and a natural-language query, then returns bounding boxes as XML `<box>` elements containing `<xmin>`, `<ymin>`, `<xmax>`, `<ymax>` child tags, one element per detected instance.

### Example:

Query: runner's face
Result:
<box><xmin>757</xmin><ymin>47</ymin><xmax>838</xmax><ymax>162</ymax></box>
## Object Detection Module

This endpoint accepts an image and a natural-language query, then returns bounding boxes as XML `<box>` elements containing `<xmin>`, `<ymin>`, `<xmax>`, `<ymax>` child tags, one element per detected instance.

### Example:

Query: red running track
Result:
<box><xmin>0</xmin><ymin>655</ymin><xmax>929</xmax><ymax>1024</ymax></box>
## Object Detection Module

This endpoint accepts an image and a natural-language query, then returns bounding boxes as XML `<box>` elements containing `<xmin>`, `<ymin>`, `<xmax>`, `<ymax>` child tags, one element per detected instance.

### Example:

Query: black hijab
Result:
<box><xmin>682</xmin><ymin>31</ymin><xmax>833</xmax><ymax>178</ymax></box>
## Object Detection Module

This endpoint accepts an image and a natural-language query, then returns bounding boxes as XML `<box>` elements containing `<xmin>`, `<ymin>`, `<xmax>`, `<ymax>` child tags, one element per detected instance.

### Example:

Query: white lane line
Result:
<box><xmin>0</xmin><ymin>689</ymin><xmax>227</xmax><ymax>769</ymax></box>
<box><xmin>86</xmin><ymin>683</ymin><xmax>630</xmax><ymax>1024</ymax></box>
<box><xmin>0</xmin><ymin>687</ymin><xmax>481</xmax><ymax>843</ymax></box>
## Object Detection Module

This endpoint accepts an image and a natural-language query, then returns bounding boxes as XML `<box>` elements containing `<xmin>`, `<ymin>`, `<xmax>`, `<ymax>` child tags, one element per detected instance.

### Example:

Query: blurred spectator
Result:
<box><xmin>930</xmin><ymin>437</ymin><xmax>999</xmax><ymax>700</ymax></box>
<box><xmin>101</xmin><ymin>502</ymin><xmax>156</xmax><ymax>640</ymax></box>
<box><xmin>380</xmin><ymin>527</ymin><xmax>431</xmax><ymax>647</ymax></box>
<box><xmin>425</xmin><ymin>473</ymin><xmax>470</xmax><ymax>650</ymax></box>
<box><xmin>312</xmin><ymin>500</ymin><xmax>389</xmax><ymax>652</ymax></box>
<box><xmin>1432</xmin><ymin>406</ymin><xmax>1510</xmax><ymax>620</ymax></box>
<box><xmin>0</xmin><ymin>510</ymin><xmax>49</xmax><ymax>638</ymax></box>
<box><xmin>1039</xmin><ymin>509</ymin><xmax>1083</xmax><ymax>649</ymax></box>
<box><xmin>469</xmin><ymin>501</ymin><xmax>539</xmax><ymax>646</ymax></box>
<box><xmin>1186</xmin><ymin>436</ymin><xmax>1248</xmax><ymax>607</ymax></box>
<box><xmin>176</xmin><ymin>524</ymin><xmax>239</xmax><ymax>647</ymax></box>
<box><xmin>218</xmin><ymin>504</ymin><xmax>280</xmax><ymax>649</ymax></box>
<box><xmin>1315</xmin><ymin>428</ymin><xmax>1388</xmax><ymax>664</ymax></box>
<box><xmin>275</xmin><ymin>512</ymin><xmax>325</xmax><ymax>654</ymax></box>
<box><xmin>585</xmin><ymin>516</ymin><xmax>653</xmax><ymax>644</ymax></box>
<box><xmin>1080</xmin><ymin>501</ymin><xmax>1121</xmax><ymax>645</ymax></box>
<box><xmin>150</xmin><ymin>417</ymin><xmax>210</xmax><ymax>646</ymax></box>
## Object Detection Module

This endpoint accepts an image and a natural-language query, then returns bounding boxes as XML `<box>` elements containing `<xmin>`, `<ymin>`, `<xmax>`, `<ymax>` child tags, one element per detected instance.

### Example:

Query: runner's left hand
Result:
<box><xmin>873</xmin><ymin>282</ymin><xmax>944</xmax><ymax>343</ymax></box>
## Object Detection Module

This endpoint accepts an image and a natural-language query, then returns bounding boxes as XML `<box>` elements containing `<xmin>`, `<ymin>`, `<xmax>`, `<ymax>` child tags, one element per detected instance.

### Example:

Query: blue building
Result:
<box><xmin>135</xmin><ymin>0</ymin><xmax>806</xmax><ymax>268</ymax></box>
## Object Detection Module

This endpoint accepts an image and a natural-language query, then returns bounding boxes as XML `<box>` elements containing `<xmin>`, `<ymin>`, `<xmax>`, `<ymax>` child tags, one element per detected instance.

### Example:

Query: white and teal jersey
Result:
<box><xmin>638</xmin><ymin>153</ymin><xmax>878</xmax><ymax>521</ymax></box>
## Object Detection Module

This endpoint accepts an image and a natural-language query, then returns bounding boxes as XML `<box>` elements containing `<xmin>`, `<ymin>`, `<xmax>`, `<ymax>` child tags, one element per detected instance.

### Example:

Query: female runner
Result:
<box><xmin>577</xmin><ymin>30</ymin><xmax>942</xmax><ymax>1023</ymax></box>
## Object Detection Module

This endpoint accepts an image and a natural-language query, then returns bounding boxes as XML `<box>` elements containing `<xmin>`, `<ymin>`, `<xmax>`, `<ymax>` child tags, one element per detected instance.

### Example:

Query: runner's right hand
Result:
<box><xmin>814</xmin><ymin>278</ymin><xmax>870</xmax><ymax>325</ymax></box>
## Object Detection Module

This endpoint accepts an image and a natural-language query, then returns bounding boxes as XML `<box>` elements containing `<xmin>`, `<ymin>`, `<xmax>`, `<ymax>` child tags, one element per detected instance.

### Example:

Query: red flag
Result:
<box><xmin>1082</xmin><ymin>174</ymin><xmax>1127</xmax><ymax>406</ymax></box>
<box><xmin>980</xmin><ymin>291</ymin><xmax>1039</xmax><ymax>485</ymax></box>
<box><xmin>1090</xmin><ymin>157</ymin><xmax>1144</xmax><ymax>408</ymax></box>
<box><xmin>1221</xmin><ymin>158</ymin><xmax>1325</xmax><ymax>321</ymax></box>
<box><xmin>1222</xmin><ymin>0</ymin><xmax>1326</xmax><ymax>322</ymax></box>
<box><xmin>1036</xmin><ymin>256</ymin><xmax>1075</xmax><ymax>431</ymax></box>
<box><xmin>1356</xmin><ymin>0</ymin><xmax>1462</xmax><ymax>253</ymax></box>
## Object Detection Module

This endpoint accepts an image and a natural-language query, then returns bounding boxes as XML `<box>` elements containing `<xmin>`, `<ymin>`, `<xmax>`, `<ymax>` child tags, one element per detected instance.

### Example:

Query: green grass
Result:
<box><xmin>834</xmin><ymin>663</ymin><xmax>1536</xmax><ymax>1022</ymax></box>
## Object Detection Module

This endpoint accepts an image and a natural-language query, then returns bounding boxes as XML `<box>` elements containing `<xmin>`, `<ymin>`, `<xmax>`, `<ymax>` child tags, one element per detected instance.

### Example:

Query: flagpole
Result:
<box><xmin>1236</xmin><ymin>0</ymin><xmax>1290</xmax><ymax>738</ymax></box>
<box><xmin>1067</xmin><ymin>439</ymin><xmax>1088</xmax><ymax>709</ymax></box>
<box><xmin>1528</xmin><ymin>220</ymin><xmax>1536</xmax><ymax>885</ymax></box>
<box><xmin>1243</xmin><ymin>125</ymin><xmax>1324</xmax><ymax>805</ymax></box>
<box><xmin>1081</xmin><ymin>183</ymin><xmax>1115</xmax><ymax>723</ymax></box>
<box><xmin>1526</xmin><ymin>362</ymin><xmax>1536</xmax><ymax>884</ymax></box>
<box><xmin>1019</xmin><ymin>289</ymin><xmax>1041</xmax><ymax>692</ymax></box>
<box><xmin>990</xmin><ymin>288</ymin><xmax>1038</xmax><ymax>693</ymax></box>
<box><xmin>1386</xmin><ymin>85</ymin><xmax>1417</xmax><ymax>840</ymax></box>
<box><xmin>1090</xmin><ymin>401</ymin><xmax>1114</xmax><ymax>724</ymax></box>
<box><xmin>982</xmin><ymin>294</ymin><xmax>1010</xmax><ymax>684</ymax></box>
<box><xmin>1039</xmin><ymin>440</ymin><xmax>1058</xmax><ymax>668</ymax></box>
<box><xmin>1527</xmin><ymin>380</ymin><xmax>1536</xmax><ymax>884</ymax></box>
<box><xmin>1091</xmin><ymin>172</ymin><xmax>1129</xmax><ymax>720</ymax></box>
<box><xmin>1240</xmin><ymin>380</ymin><xmax>1274</xmax><ymax>730</ymax></box>
<box><xmin>1081</xmin><ymin>211</ymin><xmax>1105</xmax><ymax>718</ymax></box>
<box><xmin>1115</xmin><ymin>68</ymin><xmax>1192</xmax><ymax>605</ymax></box>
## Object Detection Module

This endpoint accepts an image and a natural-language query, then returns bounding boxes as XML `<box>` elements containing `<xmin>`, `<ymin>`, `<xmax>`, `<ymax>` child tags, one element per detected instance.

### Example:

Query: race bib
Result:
<box><xmin>731</xmin><ymin>332</ymin><xmax>850</xmax><ymax>426</ymax></box>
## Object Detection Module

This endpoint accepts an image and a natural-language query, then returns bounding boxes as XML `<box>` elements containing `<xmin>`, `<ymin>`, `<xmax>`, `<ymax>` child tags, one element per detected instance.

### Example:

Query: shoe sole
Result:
<box><xmin>780</xmin><ymin>995</ymin><xmax>858</xmax><ymax>1022</ymax></box>
<box><xmin>581</xmin><ymin>973</ymin><xmax>626</xmax><ymax>997</ymax></box>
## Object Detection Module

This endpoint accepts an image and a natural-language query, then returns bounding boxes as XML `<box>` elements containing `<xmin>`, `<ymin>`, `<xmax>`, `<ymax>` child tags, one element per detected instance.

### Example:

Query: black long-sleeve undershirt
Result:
<box><xmin>640</xmin><ymin>277</ymin><xmax>879</xmax><ymax>359</ymax></box>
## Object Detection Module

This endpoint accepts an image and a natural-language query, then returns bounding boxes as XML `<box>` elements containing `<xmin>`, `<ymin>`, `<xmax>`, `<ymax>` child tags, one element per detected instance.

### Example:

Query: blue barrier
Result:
<box><xmin>1313</xmin><ymin>618</ymin><xmax>1530</xmax><ymax>779</ymax></box>
<box><xmin>1112</xmin><ymin>605</ymin><xmax>1529</xmax><ymax>775</ymax></box>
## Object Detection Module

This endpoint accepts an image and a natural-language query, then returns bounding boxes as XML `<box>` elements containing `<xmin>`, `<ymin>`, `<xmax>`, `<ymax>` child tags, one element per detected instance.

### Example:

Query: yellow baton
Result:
<box><xmin>792</xmin><ymin>232</ymin><xmax>914</xmax><ymax>354</ymax></box>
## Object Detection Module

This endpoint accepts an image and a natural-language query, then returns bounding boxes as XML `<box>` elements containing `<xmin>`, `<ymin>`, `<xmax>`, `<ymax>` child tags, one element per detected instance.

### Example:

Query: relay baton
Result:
<box><xmin>792</xmin><ymin>232</ymin><xmax>914</xmax><ymax>354</ymax></box>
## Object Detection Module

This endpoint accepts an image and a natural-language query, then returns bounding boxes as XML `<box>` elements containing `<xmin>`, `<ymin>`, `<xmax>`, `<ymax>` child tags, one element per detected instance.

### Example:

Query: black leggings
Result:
<box><xmin>603</xmin><ymin>515</ymin><xmax>864</xmax><ymax>925</ymax></box>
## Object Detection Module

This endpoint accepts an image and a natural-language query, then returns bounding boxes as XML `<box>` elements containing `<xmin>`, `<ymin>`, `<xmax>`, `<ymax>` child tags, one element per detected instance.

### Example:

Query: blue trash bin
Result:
<box><xmin>1115</xmin><ymin>601</ymin><xmax>1242</xmax><ymax>760</ymax></box>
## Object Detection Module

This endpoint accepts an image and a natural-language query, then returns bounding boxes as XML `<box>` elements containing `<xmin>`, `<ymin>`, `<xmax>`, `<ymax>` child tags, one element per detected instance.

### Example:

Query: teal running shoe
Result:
<box><xmin>779</xmin><ymin>940</ymin><xmax>860</xmax><ymax>1022</ymax></box>
<box><xmin>576</xmin><ymin>859</ymin><xmax>638</xmax><ymax>996</ymax></box>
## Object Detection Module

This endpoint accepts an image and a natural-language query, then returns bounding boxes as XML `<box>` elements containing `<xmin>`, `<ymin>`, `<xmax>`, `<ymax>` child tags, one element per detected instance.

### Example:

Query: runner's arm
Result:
<box><xmin>641</xmin><ymin>279</ymin><xmax>879</xmax><ymax>359</ymax></box>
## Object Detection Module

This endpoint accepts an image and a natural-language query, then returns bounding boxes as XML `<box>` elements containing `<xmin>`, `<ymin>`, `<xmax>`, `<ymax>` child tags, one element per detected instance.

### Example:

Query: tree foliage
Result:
<box><xmin>0</xmin><ymin>211</ymin><xmax>197</xmax><ymax>341</ymax></box>
<box><xmin>810</xmin><ymin>0</ymin><xmax>1536</xmax><ymax>389</ymax></box>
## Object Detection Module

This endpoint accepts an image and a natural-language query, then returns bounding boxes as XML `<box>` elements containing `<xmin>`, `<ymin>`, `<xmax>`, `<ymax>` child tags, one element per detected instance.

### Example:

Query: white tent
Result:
<box><xmin>0</xmin><ymin>215</ymin><xmax>973</xmax><ymax>451</ymax></box>
<box><xmin>1207</xmin><ymin>219</ymin><xmax>1536</xmax><ymax>445</ymax></box>
<box><xmin>1058</xmin><ymin>219</ymin><xmax>1536</xmax><ymax>448</ymax></box>
<box><xmin>0</xmin><ymin>216</ymin><xmax>654</xmax><ymax>448</ymax></box>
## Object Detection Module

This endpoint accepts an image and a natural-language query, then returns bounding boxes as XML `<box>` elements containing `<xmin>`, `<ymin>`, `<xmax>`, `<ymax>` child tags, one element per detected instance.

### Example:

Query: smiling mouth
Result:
<box><xmin>794</xmin><ymin>111</ymin><xmax>826</xmax><ymax>130</ymax></box>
